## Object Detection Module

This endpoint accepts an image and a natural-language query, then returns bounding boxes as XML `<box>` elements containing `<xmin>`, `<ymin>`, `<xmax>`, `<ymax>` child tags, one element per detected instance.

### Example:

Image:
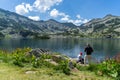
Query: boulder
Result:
<box><xmin>52</xmin><ymin>55</ymin><xmax>66</xmax><ymax>63</ymax></box>
<box><xmin>27</xmin><ymin>48</ymin><xmax>50</xmax><ymax>57</ymax></box>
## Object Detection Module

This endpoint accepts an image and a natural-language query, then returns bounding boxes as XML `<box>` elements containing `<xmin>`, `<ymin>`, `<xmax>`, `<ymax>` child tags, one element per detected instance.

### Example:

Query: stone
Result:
<box><xmin>27</xmin><ymin>48</ymin><xmax>50</xmax><ymax>57</ymax></box>
<box><xmin>52</xmin><ymin>55</ymin><xmax>66</xmax><ymax>63</ymax></box>
<box><xmin>25</xmin><ymin>71</ymin><xmax>36</xmax><ymax>74</ymax></box>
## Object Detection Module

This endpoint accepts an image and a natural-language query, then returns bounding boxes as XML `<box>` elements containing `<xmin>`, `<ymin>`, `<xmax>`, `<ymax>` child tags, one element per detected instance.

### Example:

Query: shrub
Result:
<box><xmin>12</xmin><ymin>48</ymin><xmax>31</xmax><ymax>67</ymax></box>
<box><xmin>0</xmin><ymin>48</ymin><xmax>71</xmax><ymax>75</ymax></box>
<box><xmin>40</xmin><ymin>54</ymin><xmax>52</xmax><ymax>59</ymax></box>
<box><xmin>31</xmin><ymin>57</ymin><xmax>55</xmax><ymax>68</ymax></box>
<box><xmin>87</xmin><ymin>59</ymin><xmax>120</xmax><ymax>79</ymax></box>
<box><xmin>87</xmin><ymin>64</ymin><xmax>99</xmax><ymax>72</ymax></box>
<box><xmin>55</xmin><ymin>60</ymin><xmax>70</xmax><ymax>75</ymax></box>
<box><xmin>31</xmin><ymin>57</ymin><xmax>41</xmax><ymax>68</ymax></box>
<box><xmin>0</xmin><ymin>50</ymin><xmax>12</xmax><ymax>63</ymax></box>
<box><xmin>76</xmin><ymin>64</ymin><xmax>89</xmax><ymax>71</ymax></box>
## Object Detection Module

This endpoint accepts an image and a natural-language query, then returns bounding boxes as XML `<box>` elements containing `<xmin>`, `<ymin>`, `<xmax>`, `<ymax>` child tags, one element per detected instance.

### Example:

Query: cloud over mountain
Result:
<box><xmin>33</xmin><ymin>0</ymin><xmax>63</xmax><ymax>12</ymax></box>
<box><xmin>15</xmin><ymin>0</ymin><xmax>89</xmax><ymax>25</ymax></box>
<box><xmin>15</xmin><ymin>3</ymin><xmax>32</xmax><ymax>15</ymax></box>
<box><xmin>15</xmin><ymin>0</ymin><xmax>63</xmax><ymax>14</ymax></box>
<box><xmin>28</xmin><ymin>16</ymin><xmax>40</xmax><ymax>21</ymax></box>
<box><xmin>50</xmin><ymin>9</ymin><xmax>89</xmax><ymax>26</ymax></box>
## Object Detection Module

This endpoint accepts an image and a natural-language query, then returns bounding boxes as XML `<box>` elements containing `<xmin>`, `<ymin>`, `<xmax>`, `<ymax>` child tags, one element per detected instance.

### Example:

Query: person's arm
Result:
<box><xmin>91</xmin><ymin>47</ymin><xmax>93</xmax><ymax>52</ymax></box>
<box><xmin>84</xmin><ymin>47</ymin><xmax>86</xmax><ymax>52</ymax></box>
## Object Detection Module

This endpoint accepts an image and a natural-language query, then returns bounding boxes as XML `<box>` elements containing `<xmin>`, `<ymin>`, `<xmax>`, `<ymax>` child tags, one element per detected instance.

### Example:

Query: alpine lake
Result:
<box><xmin>0</xmin><ymin>37</ymin><xmax>120</xmax><ymax>61</ymax></box>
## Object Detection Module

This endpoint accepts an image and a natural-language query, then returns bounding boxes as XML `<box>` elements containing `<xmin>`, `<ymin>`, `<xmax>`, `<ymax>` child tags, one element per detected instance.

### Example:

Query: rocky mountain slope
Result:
<box><xmin>0</xmin><ymin>8</ymin><xmax>120</xmax><ymax>38</ymax></box>
<box><xmin>80</xmin><ymin>14</ymin><xmax>120</xmax><ymax>37</ymax></box>
<box><xmin>0</xmin><ymin>8</ymin><xmax>77</xmax><ymax>38</ymax></box>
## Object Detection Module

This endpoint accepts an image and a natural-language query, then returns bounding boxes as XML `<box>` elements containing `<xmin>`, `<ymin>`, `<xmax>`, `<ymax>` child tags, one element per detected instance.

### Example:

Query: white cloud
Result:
<box><xmin>61</xmin><ymin>16</ymin><xmax>69</xmax><ymax>21</ymax></box>
<box><xmin>50</xmin><ymin>9</ymin><xmax>69</xmax><ymax>18</ymax></box>
<box><xmin>73</xmin><ymin>20</ymin><xmax>82</xmax><ymax>25</ymax></box>
<box><xmin>15</xmin><ymin>3</ymin><xmax>30</xmax><ymax>15</ymax></box>
<box><xmin>61</xmin><ymin>14</ymin><xmax>89</xmax><ymax>26</ymax></box>
<box><xmin>15</xmin><ymin>0</ymin><xmax>63</xmax><ymax>14</ymax></box>
<box><xmin>76</xmin><ymin>14</ymin><xmax>81</xmax><ymax>19</ymax></box>
<box><xmin>50</xmin><ymin>9</ymin><xmax>89</xmax><ymax>26</ymax></box>
<box><xmin>33</xmin><ymin>0</ymin><xmax>63</xmax><ymax>12</ymax></box>
<box><xmin>67</xmin><ymin>19</ymin><xmax>89</xmax><ymax>26</ymax></box>
<box><xmin>28</xmin><ymin>16</ymin><xmax>40</xmax><ymax>21</ymax></box>
<box><xmin>25</xmin><ymin>4</ymin><xmax>33</xmax><ymax>11</ymax></box>
<box><xmin>82</xmin><ymin>19</ymin><xmax>89</xmax><ymax>23</ymax></box>
<box><xmin>15</xmin><ymin>0</ymin><xmax>89</xmax><ymax>25</ymax></box>
<box><xmin>50</xmin><ymin>9</ymin><xmax>59</xmax><ymax>17</ymax></box>
<box><xmin>64</xmin><ymin>19</ymin><xmax>82</xmax><ymax>26</ymax></box>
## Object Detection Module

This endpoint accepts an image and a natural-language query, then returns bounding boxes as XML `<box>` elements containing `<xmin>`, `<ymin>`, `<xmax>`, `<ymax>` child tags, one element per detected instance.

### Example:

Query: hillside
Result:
<box><xmin>0</xmin><ymin>8</ymin><xmax>120</xmax><ymax>38</ymax></box>
<box><xmin>0</xmin><ymin>8</ymin><xmax>77</xmax><ymax>38</ymax></box>
<box><xmin>80</xmin><ymin>14</ymin><xmax>120</xmax><ymax>38</ymax></box>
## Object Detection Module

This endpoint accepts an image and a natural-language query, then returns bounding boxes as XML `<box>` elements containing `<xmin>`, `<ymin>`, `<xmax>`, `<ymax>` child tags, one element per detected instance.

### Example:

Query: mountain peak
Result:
<box><xmin>105</xmin><ymin>14</ymin><xmax>113</xmax><ymax>17</ymax></box>
<box><xmin>103</xmin><ymin>14</ymin><xmax>116</xmax><ymax>19</ymax></box>
<box><xmin>48</xmin><ymin>19</ymin><xmax>57</xmax><ymax>22</ymax></box>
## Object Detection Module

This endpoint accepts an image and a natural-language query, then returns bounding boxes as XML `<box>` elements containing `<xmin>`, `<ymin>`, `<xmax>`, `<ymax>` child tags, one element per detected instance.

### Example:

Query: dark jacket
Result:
<box><xmin>84</xmin><ymin>46</ymin><xmax>93</xmax><ymax>55</ymax></box>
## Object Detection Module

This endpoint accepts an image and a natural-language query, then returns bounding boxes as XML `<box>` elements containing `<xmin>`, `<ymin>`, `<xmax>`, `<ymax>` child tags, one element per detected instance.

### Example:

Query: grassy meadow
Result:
<box><xmin>0</xmin><ymin>48</ymin><xmax>117</xmax><ymax>80</ymax></box>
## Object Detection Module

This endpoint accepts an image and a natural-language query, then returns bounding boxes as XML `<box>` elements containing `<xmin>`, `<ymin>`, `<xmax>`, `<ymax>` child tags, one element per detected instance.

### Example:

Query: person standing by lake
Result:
<box><xmin>84</xmin><ymin>44</ymin><xmax>94</xmax><ymax>64</ymax></box>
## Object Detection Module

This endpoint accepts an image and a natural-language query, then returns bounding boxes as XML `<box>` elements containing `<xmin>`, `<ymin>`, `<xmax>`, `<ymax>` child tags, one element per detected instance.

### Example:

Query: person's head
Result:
<box><xmin>80</xmin><ymin>52</ymin><xmax>82</xmax><ymax>55</ymax></box>
<box><xmin>87</xmin><ymin>43</ymin><xmax>90</xmax><ymax>47</ymax></box>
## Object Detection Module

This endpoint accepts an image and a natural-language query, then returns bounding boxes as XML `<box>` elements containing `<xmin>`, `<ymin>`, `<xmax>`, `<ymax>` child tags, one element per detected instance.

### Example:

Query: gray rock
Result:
<box><xmin>28</xmin><ymin>48</ymin><xmax>50</xmax><ymax>57</ymax></box>
<box><xmin>52</xmin><ymin>55</ymin><xmax>67</xmax><ymax>63</ymax></box>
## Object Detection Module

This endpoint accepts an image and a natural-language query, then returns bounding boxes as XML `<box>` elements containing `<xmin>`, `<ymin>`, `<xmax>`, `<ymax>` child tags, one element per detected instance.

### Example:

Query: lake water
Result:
<box><xmin>0</xmin><ymin>38</ymin><xmax>120</xmax><ymax>61</ymax></box>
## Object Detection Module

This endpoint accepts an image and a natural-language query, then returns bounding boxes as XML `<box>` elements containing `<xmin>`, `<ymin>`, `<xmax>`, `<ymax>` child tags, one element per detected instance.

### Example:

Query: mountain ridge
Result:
<box><xmin>0</xmin><ymin>8</ymin><xmax>120</xmax><ymax>38</ymax></box>
<box><xmin>0</xmin><ymin>8</ymin><xmax>78</xmax><ymax>38</ymax></box>
<box><xmin>80</xmin><ymin>14</ymin><xmax>120</xmax><ymax>38</ymax></box>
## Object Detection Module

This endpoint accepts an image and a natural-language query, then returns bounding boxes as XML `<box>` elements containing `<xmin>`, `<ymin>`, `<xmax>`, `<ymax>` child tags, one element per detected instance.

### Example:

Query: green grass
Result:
<box><xmin>0</xmin><ymin>63</ymin><xmax>113</xmax><ymax>80</ymax></box>
<box><xmin>0</xmin><ymin>48</ymin><xmax>115</xmax><ymax>80</ymax></box>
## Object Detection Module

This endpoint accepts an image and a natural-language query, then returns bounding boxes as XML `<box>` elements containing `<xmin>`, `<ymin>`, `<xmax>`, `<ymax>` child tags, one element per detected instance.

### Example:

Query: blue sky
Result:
<box><xmin>0</xmin><ymin>0</ymin><xmax>120</xmax><ymax>25</ymax></box>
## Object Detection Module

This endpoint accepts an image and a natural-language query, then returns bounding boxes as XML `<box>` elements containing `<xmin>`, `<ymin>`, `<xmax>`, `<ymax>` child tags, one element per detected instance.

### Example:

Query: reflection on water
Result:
<box><xmin>0</xmin><ymin>38</ymin><xmax>120</xmax><ymax>60</ymax></box>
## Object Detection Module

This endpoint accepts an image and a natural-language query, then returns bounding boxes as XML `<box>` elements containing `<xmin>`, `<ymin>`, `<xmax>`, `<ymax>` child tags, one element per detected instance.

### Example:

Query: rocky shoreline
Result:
<box><xmin>27</xmin><ymin>48</ymin><xmax>120</xmax><ymax>64</ymax></box>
